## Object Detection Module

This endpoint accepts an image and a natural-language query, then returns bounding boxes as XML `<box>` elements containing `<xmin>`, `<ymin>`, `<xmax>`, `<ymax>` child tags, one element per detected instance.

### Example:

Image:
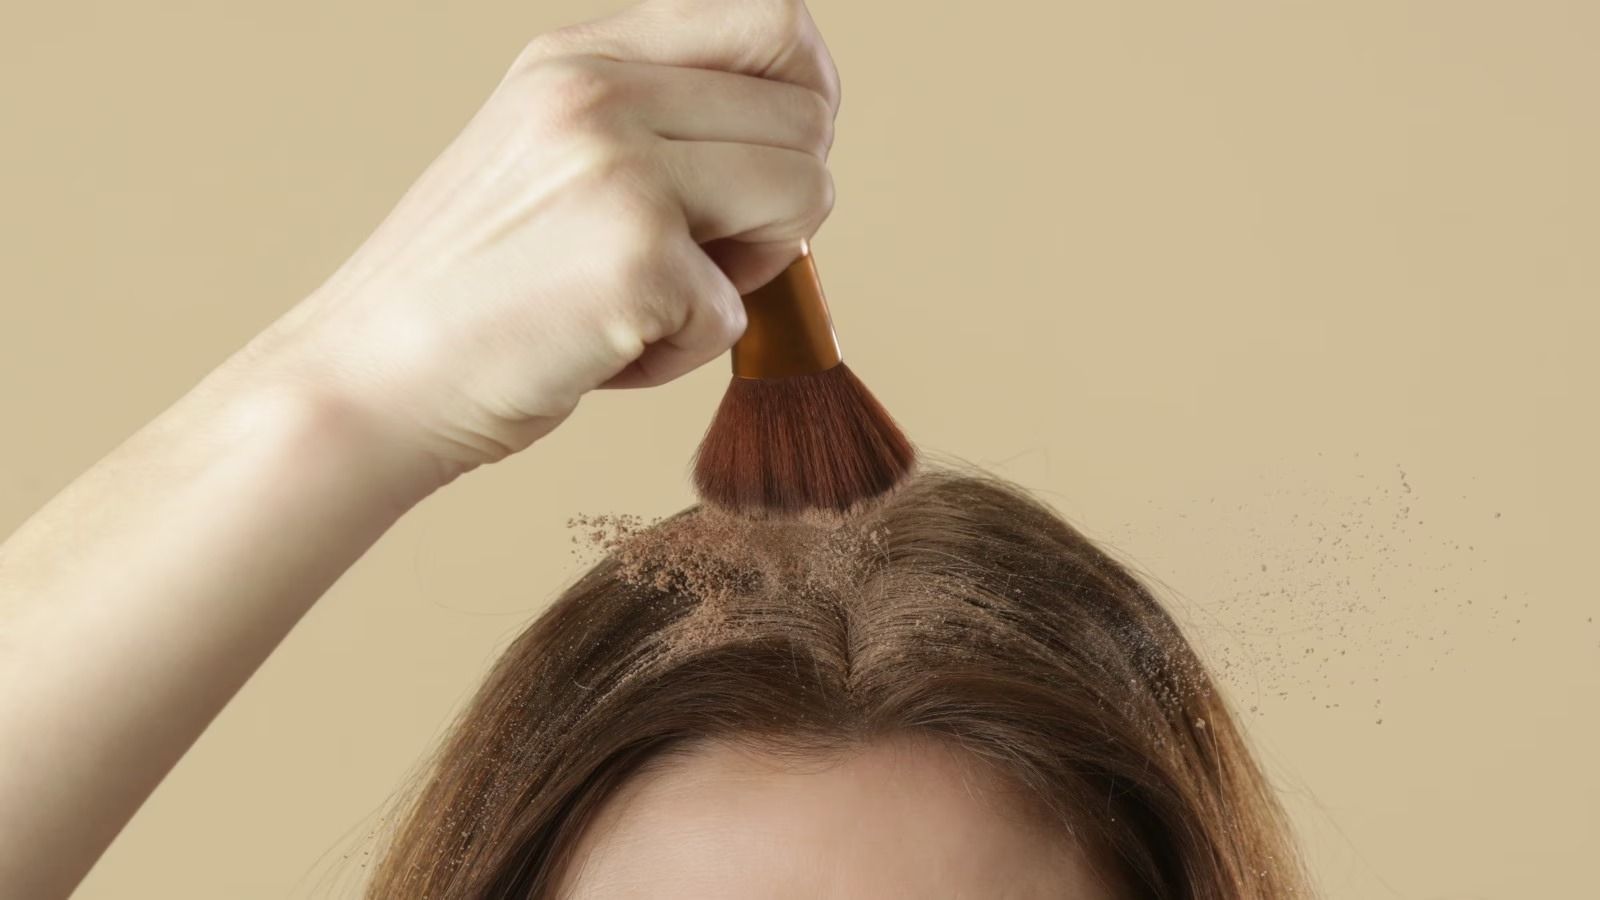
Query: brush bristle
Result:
<box><xmin>691</xmin><ymin>363</ymin><xmax>917</xmax><ymax>515</ymax></box>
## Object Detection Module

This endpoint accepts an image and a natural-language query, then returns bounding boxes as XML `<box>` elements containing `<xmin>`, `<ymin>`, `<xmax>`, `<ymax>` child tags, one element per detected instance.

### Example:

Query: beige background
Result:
<box><xmin>2</xmin><ymin>0</ymin><xmax>1596</xmax><ymax>896</ymax></box>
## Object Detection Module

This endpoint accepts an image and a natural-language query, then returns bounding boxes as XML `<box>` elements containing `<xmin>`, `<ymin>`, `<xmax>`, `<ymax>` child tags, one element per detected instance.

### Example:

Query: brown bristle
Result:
<box><xmin>691</xmin><ymin>363</ymin><xmax>917</xmax><ymax>515</ymax></box>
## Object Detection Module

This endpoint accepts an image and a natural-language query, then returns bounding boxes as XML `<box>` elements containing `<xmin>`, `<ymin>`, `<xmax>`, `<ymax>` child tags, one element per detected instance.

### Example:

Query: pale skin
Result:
<box><xmin>558</xmin><ymin>735</ymin><xmax>1121</xmax><ymax>899</ymax></box>
<box><xmin>0</xmin><ymin>1</ymin><xmax>1102</xmax><ymax>897</ymax></box>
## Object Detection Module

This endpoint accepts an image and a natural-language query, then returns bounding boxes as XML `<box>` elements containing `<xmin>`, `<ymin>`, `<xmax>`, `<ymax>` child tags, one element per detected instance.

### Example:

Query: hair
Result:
<box><xmin>364</xmin><ymin>465</ymin><xmax>1312</xmax><ymax>899</ymax></box>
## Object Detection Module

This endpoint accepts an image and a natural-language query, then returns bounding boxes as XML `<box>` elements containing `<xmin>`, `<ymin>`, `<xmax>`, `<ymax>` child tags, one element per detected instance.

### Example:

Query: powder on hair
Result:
<box><xmin>567</xmin><ymin>494</ymin><xmax>1209</xmax><ymax>726</ymax></box>
<box><xmin>568</xmin><ymin>503</ymin><xmax>890</xmax><ymax>651</ymax></box>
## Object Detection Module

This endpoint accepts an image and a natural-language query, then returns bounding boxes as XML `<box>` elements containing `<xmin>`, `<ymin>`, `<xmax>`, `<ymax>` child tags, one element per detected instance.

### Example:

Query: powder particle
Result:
<box><xmin>1104</xmin><ymin>454</ymin><xmax>1528</xmax><ymax>727</ymax></box>
<box><xmin>568</xmin><ymin>504</ymin><xmax>888</xmax><ymax>652</ymax></box>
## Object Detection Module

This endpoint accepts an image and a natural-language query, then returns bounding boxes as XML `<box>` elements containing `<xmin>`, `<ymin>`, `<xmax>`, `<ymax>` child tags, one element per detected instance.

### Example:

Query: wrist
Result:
<box><xmin>189</xmin><ymin>356</ymin><xmax>462</xmax><ymax>514</ymax></box>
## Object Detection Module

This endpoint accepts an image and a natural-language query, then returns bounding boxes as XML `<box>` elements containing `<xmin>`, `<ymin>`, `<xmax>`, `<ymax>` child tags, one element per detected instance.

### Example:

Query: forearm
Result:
<box><xmin>0</xmin><ymin>361</ymin><xmax>442</xmax><ymax>899</ymax></box>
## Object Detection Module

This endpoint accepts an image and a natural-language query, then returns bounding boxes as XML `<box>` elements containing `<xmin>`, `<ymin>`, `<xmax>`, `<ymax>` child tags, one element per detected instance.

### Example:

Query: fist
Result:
<box><xmin>238</xmin><ymin>0</ymin><xmax>839</xmax><ymax>483</ymax></box>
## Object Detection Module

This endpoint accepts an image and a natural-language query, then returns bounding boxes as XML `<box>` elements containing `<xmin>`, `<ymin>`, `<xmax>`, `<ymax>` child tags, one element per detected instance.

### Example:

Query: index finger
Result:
<box><xmin>524</xmin><ymin>0</ymin><xmax>840</xmax><ymax>114</ymax></box>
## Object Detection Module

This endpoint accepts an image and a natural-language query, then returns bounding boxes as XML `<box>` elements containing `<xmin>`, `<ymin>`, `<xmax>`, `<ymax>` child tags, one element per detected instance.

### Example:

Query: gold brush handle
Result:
<box><xmin>730</xmin><ymin>240</ymin><xmax>844</xmax><ymax>379</ymax></box>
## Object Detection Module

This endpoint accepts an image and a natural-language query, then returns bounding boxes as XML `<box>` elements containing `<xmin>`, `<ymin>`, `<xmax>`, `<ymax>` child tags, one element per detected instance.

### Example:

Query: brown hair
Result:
<box><xmin>365</xmin><ymin>466</ymin><xmax>1311</xmax><ymax>898</ymax></box>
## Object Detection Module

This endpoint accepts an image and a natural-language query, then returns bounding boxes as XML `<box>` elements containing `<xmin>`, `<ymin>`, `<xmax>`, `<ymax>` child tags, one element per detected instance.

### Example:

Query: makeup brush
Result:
<box><xmin>691</xmin><ymin>241</ymin><xmax>916</xmax><ymax>515</ymax></box>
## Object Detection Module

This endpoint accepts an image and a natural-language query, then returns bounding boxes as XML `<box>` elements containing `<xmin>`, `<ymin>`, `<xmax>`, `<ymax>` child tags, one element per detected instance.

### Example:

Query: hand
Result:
<box><xmin>235</xmin><ymin>0</ymin><xmax>840</xmax><ymax>486</ymax></box>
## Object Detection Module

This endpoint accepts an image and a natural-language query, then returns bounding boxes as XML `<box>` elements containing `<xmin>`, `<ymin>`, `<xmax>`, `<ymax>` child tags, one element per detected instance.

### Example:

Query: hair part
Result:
<box><xmin>365</xmin><ymin>465</ymin><xmax>1312</xmax><ymax>899</ymax></box>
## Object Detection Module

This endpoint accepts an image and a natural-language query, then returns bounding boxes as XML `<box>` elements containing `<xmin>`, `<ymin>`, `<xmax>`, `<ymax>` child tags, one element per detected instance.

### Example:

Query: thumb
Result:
<box><xmin>703</xmin><ymin>238</ymin><xmax>807</xmax><ymax>297</ymax></box>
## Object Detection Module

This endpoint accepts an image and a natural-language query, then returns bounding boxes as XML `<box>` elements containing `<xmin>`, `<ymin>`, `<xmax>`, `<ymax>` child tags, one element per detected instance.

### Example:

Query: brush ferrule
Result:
<box><xmin>731</xmin><ymin>242</ymin><xmax>843</xmax><ymax>379</ymax></box>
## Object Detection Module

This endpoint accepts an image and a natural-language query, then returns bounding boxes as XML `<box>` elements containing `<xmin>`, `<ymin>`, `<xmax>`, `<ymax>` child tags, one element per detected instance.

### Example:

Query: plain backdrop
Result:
<box><xmin>2</xmin><ymin>1</ymin><xmax>1596</xmax><ymax>897</ymax></box>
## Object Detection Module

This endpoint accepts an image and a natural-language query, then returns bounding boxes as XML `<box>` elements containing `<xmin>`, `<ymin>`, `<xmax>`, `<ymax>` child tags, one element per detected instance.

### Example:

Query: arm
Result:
<box><xmin>0</xmin><ymin>0</ymin><xmax>840</xmax><ymax>895</ymax></box>
<box><xmin>0</xmin><ymin>364</ymin><xmax>440</xmax><ymax>898</ymax></box>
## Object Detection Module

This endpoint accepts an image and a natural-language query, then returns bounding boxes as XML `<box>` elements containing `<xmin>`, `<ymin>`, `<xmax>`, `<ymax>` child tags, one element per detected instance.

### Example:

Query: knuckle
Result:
<box><xmin>746</xmin><ymin>0</ymin><xmax>808</xmax><ymax>56</ymax></box>
<box><xmin>819</xmin><ymin>54</ymin><xmax>842</xmax><ymax>113</ymax></box>
<box><xmin>561</xmin><ymin>135</ymin><xmax>658</xmax><ymax>201</ymax></box>
<box><xmin>598</xmin><ymin>313</ymin><xmax>649</xmax><ymax>365</ymax></box>
<box><xmin>797</xmin><ymin>87</ymin><xmax>835</xmax><ymax>155</ymax></box>
<box><xmin>570</xmin><ymin>136</ymin><xmax>635</xmax><ymax>184</ymax></box>
<box><xmin>513</xmin><ymin>24</ymin><xmax>592</xmax><ymax>69</ymax></box>
<box><xmin>514</xmin><ymin>32</ymin><xmax>560</xmax><ymax>68</ymax></box>
<box><xmin>625</xmin><ymin>282</ymin><xmax>690</xmax><ymax>346</ymax></box>
<box><xmin>744</xmin><ymin>1</ymin><xmax>840</xmax><ymax>117</ymax></box>
<box><xmin>589</xmin><ymin>277</ymin><xmax>668</xmax><ymax>359</ymax></box>
<box><xmin>522</xmin><ymin>56</ymin><xmax>622</xmax><ymax>132</ymax></box>
<box><xmin>800</xmin><ymin>161</ymin><xmax>835</xmax><ymax>230</ymax></box>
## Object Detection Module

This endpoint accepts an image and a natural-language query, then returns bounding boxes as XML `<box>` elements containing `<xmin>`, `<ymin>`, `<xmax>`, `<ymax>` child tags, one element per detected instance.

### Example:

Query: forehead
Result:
<box><xmin>555</xmin><ymin>735</ymin><xmax>1117</xmax><ymax>900</ymax></box>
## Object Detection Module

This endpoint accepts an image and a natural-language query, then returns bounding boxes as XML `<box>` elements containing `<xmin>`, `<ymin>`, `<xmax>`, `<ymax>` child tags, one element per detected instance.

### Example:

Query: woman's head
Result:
<box><xmin>367</xmin><ymin>467</ymin><xmax>1309</xmax><ymax>898</ymax></box>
